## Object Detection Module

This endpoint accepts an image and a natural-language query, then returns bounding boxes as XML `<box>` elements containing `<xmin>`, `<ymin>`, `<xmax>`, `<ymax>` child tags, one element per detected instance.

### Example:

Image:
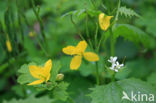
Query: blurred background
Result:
<box><xmin>0</xmin><ymin>0</ymin><xmax>156</xmax><ymax>103</ymax></box>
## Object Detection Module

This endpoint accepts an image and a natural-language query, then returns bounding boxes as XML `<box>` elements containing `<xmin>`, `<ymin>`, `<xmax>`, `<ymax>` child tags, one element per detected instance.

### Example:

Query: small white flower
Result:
<box><xmin>108</xmin><ymin>56</ymin><xmax>117</xmax><ymax>64</ymax></box>
<box><xmin>116</xmin><ymin>61</ymin><xmax>124</xmax><ymax>69</ymax></box>
<box><xmin>108</xmin><ymin>56</ymin><xmax>124</xmax><ymax>72</ymax></box>
<box><xmin>114</xmin><ymin>69</ymin><xmax>118</xmax><ymax>72</ymax></box>
<box><xmin>110</xmin><ymin>63</ymin><xmax>116</xmax><ymax>70</ymax></box>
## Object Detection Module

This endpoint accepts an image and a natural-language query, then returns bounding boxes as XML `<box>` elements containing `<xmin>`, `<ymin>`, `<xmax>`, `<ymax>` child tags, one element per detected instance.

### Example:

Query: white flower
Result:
<box><xmin>116</xmin><ymin>61</ymin><xmax>124</xmax><ymax>69</ymax></box>
<box><xmin>110</xmin><ymin>63</ymin><xmax>116</xmax><ymax>70</ymax></box>
<box><xmin>108</xmin><ymin>56</ymin><xmax>117</xmax><ymax>64</ymax></box>
<box><xmin>108</xmin><ymin>56</ymin><xmax>124</xmax><ymax>72</ymax></box>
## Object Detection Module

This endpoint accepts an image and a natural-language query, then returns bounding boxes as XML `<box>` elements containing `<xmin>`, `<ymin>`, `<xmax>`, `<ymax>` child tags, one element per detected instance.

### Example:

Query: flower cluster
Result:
<box><xmin>108</xmin><ymin>56</ymin><xmax>124</xmax><ymax>72</ymax></box>
<box><xmin>27</xmin><ymin>13</ymin><xmax>114</xmax><ymax>85</ymax></box>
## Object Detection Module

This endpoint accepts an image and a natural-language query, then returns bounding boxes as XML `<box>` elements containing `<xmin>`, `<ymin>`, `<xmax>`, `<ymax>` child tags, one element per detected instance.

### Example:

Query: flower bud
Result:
<box><xmin>29</xmin><ymin>32</ymin><xmax>36</xmax><ymax>38</ymax></box>
<box><xmin>6</xmin><ymin>39</ymin><xmax>12</xmax><ymax>52</ymax></box>
<box><xmin>56</xmin><ymin>73</ymin><xmax>64</xmax><ymax>81</ymax></box>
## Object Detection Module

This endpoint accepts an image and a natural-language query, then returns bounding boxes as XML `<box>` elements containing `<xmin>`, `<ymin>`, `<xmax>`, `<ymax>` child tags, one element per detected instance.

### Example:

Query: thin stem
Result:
<box><xmin>110</xmin><ymin>0</ymin><xmax>121</xmax><ymax>82</ymax></box>
<box><xmin>97</xmin><ymin>31</ymin><xmax>105</xmax><ymax>52</ymax></box>
<box><xmin>85</xmin><ymin>11</ymin><xmax>94</xmax><ymax>50</ymax></box>
<box><xmin>109</xmin><ymin>0</ymin><xmax>121</xmax><ymax>56</ymax></box>
<box><xmin>95</xmin><ymin>62</ymin><xmax>99</xmax><ymax>85</ymax></box>
<box><xmin>94</xmin><ymin>22</ymin><xmax>98</xmax><ymax>47</ymax></box>
<box><xmin>30</xmin><ymin>0</ymin><xmax>46</xmax><ymax>42</ymax></box>
<box><xmin>70</xmin><ymin>15</ymin><xmax>85</xmax><ymax>40</ymax></box>
<box><xmin>30</xmin><ymin>0</ymin><xmax>50</xmax><ymax>56</ymax></box>
<box><xmin>110</xmin><ymin>28</ymin><xmax>115</xmax><ymax>56</ymax></box>
<box><xmin>112</xmin><ymin>72</ymin><xmax>116</xmax><ymax>82</ymax></box>
<box><xmin>16</xmin><ymin>0</ymin><xmax>24</xmax><ymax>43</ymax></box>
<box><xmin>115</xmin><ymin>0</ymin><xmax>120</xmax><ymax>21</ymax></box>
<box><xmin>111</xmin><ymin>0</ymin><xmax>121</xmax><ymax>26</ymax></box>
<box><xmin>36</xmin><ymin>37</ymin><xmax>49</xmax><ymax>57</ymax></box>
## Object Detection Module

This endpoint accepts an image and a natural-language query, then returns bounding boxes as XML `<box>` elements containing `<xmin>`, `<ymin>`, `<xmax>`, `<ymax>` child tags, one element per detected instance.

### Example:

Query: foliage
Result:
<box><xmin>89</xmin><ymin>78</ymin><xmax>156</xmax><ymax>103</ymax></box>
<box><xmin>118</xmin><ymin>6</ymin><xmax>140</xmax><ymax>18</ymax></box>
<box><xmin>52</xmin><ymin>82</ymin><xmax>69</xmax><ymax>101</ymax></box>
<box><xmin>0</xmin><ymin>0</ymin><xmax>156</xmax><ymax>103</ymax></box>
<box><xmin>113</xmin><ymin>24</ymin><xmax>155</xmax><ymax>49</ymax></box>
<box><xmin>3</xmin><ymin>95</ymin><xmax>53</xmax><ymax>103</ymax></box>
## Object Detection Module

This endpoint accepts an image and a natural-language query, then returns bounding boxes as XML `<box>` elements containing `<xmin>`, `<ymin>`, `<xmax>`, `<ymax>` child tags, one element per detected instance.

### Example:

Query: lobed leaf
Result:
<box><xmin>113</xmin><ymin>24</ymin><xmax>155</xmax><ymax>49</ymax></box>
<box><xmin>118</xmin><ymin>6</ymin><xmax>140</xmax><ymax>18</ymax></box>
<box><xmin>89</xmin><ymin>78</ymin><xmax>156</xmax><ymax>103</ymax></box>
<box><xmin>52</xmin><ymin>82</ymin><xmax>69</xmax><ymax>101</ymax></box>
<box><xmin>50</xmin><ymin>61</ymin><xmax>62</xmax><ymax>83</ymax></box>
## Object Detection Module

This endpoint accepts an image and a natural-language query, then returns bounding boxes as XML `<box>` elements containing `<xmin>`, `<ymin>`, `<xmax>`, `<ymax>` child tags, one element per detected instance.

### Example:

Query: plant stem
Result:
<box><xmin>109</xmin><ymin>0</ymin><xmax>121</xmax><ymax>56</ymax></box>
<box><xmin>70</xmin><ymin>15</ymin><xmax>85</xmax><ymax>40</ymax></box>
<box><xmin>85</xmin><ymin>11</ymin><xmax>94</xmax><ymax>50</ymax></box>
<box><xmin>30</xmin><ymin>0</ymin><xmax>46</xmax><ymax>42</ymax></box>
<box><xmin>16</xmin><ymin>0</ymin><xmax>24</xmax><ymax>43</ymax></box>
<box><xmin>112</xmin><ymin>72</ymin><xmax>116</xmax><ymax>82</ymax></box>
<box><xmin>110</xmin><ymin>0</ymin><xmax>120</xmax><ymax>26</ymax></box>
<box><xmin>36</xmin><ymin>37</ymin><xmax>49</xmax><ymax>57</ymax></box>
<box><xmin>110</xmin><ymin>0</ymin><xmax>121</xmax><ymax>82</ymax></box>
<box><xmin>95</xmin><ymin>62</ymin><xmax>99</xmax><ymax>85</ymax></box>
<box><xmin>94</xmin><ymin>22</ymin><xmax>98</xmax><ymax>47</ymax></box>
<box><xmin>110</xmin><ymin>28</ymin><xmax>115</xmax><ymax>56</ymax></box>
<box><xmin>30</xmin><ymin>0</ymin><xmax>50</xmax><ymax>56</ymax></box>
<box><xmin>97</xmin><ymin>31</ymin><xmax>105</xmax><ymax>52</ymax></box>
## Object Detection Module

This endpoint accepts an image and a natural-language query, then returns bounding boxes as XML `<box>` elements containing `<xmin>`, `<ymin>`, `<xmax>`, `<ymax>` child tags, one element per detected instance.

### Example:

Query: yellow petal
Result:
<box><xmin>70</xmin><ymin>55</ymin><xmax>82</xmax><ymax>70</ymax></box>
<box><xmin>43</xmin><ymin>59</ymin><xmax>52</xmax><ymax>77</ymax></box>
<box><xmin>99</xmin><ymin>13</ymin><xmax>113</xmax><ymax>31</ymax></box>
<box><xmin>6</xmin><ymin>40</ymin><xmax>12</xmax><ymax>52</ymax></box>
<box><xmin>46</xmin><ymin>73</ymin><xmax>50</xmax><ymax>82</ymax></box>
<box><xmin>62</xmin><ymin>46</ymin><xmax>77</xmax><ymax>55</ymax></box>
<box><xmin>83</xmin><ymin>52</ymin><xmax>99</xmax><ymax>62</ymax></box>
<box><xmin>29</xmin><ymin>65</ymin><xmax>43</xmax><ymax>79</ymax></box>
<box><xmin>27</xmin><ymin>79</ymin><xmax>44</xmax><ymax>85</ymax></box>
<box><xmin>76</xmin><ymin>40</ymin><xmax>87</xmax><ymax>53</ymax></box>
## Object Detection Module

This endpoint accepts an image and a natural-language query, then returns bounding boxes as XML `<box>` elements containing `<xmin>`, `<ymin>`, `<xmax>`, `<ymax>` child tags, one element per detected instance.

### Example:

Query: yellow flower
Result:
<box><xmin>99</xmin><ymin>13</ymin><xmax>113</xmax><ymax>31</ymax></box>
<box><xmin>28</xmin><ymin>59</ymin><xmax>52</xmax><ymax>85</ymax></box>
<box><xmin>6</xmin><ymin>39</ymin><xmax>12</xmax><ymax>52</ymax></box>
<box><xmin>62</xmin><ymin>41</ymin><xmax>99</xmax><ymax>70</ymax></box>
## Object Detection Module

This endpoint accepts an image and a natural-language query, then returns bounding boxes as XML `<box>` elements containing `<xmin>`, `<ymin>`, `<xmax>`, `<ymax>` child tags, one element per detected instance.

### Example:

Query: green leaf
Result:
<box><xmin>24</xmin><ymin>36</ymin><xmax>39</xmax><ymax>57</ymax></box>
<box><xmin>113</xmin><ymin>24</ymin><xmax>155</xmax><ymax>49</ymax></box>
<box><xmin>52</xmin><ymin>82</ymin><xmax>69</xmax><ymax>101</ymax></box>
<box><xmin>61</xmin><ymin>9</ymin><xmax>100</xmax><ymax>18</ymax></box>
<box><xmin>135</xmin><ymin>8</ymin><xmax>156</xmax><ymax>37</ymax></box>
<box><xmin>50</xmin><ymin>61</ymin><xmax>61</xmax><ymax>83</ymax></box>
<box><xmin>126</xmin><ymin>58</ymin><xmax>156</xmax><ymax>79</ymax></box>
<box><xmin>61</xmin><ymin>9</ymin><xmax>86</xmax><ymax>18</ymax></box>
<box><xmin>89</xmin><ymin>78</ymin><xmax>156</xmax><ymax>103</ymax></box>
<box><xmin>3</xmin><ymin>95</ymin><xmax>53</xmax><ymax>103</ymax></box>
<box><xmin>147</xmin><ymin>73</ymin><xmax>156</xmax><ymax>88</ymax></box>
<box><xmin>17</xmin><ymin>60</ymin><xmax>61</xmax><ymax>86</ymax></box>
<box><xmin>17</xmin><ymin>63</ymin><xmax>36</xmax><ymax>85</ymax></box>
<box><xmin>118</xmin><ymin>6</ymin><xmax>140</xmax><ymax>18</ymax></box>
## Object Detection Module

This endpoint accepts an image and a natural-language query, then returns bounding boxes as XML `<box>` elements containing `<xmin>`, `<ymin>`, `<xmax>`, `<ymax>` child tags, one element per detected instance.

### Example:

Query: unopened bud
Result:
<box><xmin>29</xmin><ymin>32</ymin><xmax>36</xmax><ymax>37</ymax></box>
<box><xmin>56</xmin><ymin>73</ymin><xmax>64</xmax><ymax>81</ymax></box>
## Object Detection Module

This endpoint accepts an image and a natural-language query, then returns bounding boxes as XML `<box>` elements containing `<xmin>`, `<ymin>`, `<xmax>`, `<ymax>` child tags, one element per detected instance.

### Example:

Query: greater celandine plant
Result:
<box><xmin>18</xmin><ymin>0</ymin><xmax>124</xmax><ymax>92</ymax></box>
<box><xmin>16</xmin><ymin>0</ymin><xmax>156</xmax><ymax>103</ymax></box>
